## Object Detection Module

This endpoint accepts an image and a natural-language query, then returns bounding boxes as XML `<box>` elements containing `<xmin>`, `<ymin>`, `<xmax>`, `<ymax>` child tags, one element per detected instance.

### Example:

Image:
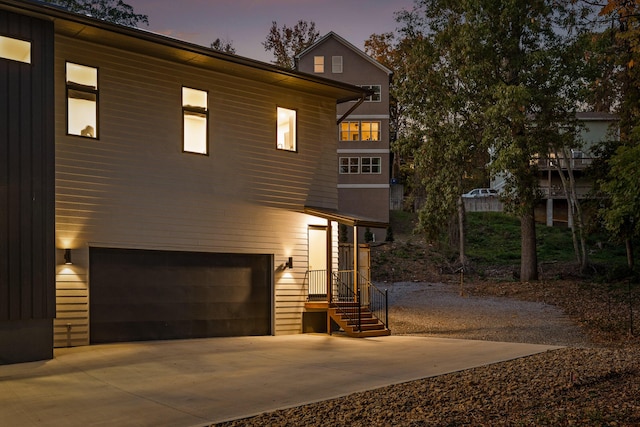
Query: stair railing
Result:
<box><xmin>332</xmin><ymin>271</ymin><xmax>361</xmax><ymax>332</ymax></box>
<box><xmin>357</xmin><ymin>272</ymin><xmax>389</xmax><ymax>329</ymax></box>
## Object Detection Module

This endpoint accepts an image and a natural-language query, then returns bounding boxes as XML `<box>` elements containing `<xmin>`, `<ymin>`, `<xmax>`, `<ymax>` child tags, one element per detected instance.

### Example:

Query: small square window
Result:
<box><xmin>332</xmin><ymin>56</ymin><xmax>343</xmax><ymax>73</ymax></box>
<box><xmin>314</xmin><ymin>56</ymin><xmax>324</xmax><ymax>73</ymax></box>
<box><xmin>0</xmin><ymin>36</ymin><xmax>30</xmax><ymax>63</ymax></box>
<box><xmin>277</xmin><ymin>107</ymin><xmax>296</xmax><ymax>151</ymax></box>
<box><xmin>339</xmin><ymin>157</ymin><xmax>359</xmax><ymax>174</ymax></box>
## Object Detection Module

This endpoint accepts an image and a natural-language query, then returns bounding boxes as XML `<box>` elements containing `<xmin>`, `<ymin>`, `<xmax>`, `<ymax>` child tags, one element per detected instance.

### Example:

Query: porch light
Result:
<box><xmin>286</xmin><ymin>256</ymin><xmax>293</xmax><ymax>269</ymax></box>
<box><xmin>64</xmin><ymin>248</ymin><xmax>72</xmax><ymax>265</ymax></box>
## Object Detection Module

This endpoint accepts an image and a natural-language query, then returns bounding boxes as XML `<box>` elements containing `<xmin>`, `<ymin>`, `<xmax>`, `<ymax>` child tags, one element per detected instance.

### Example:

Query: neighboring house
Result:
<box><xmin>0</xmin><ymin>0</ymin><xmax>388</xmax><ymax>364</ymax></box>
<box><xmin>491</xmin><ymin>112</ymin><xmax>618</xmax><ymax>226</ymax></box>
<box><xmin>296</xmin><ymin>32</ymin><xmax>392</xmax><ymax>242</ymax></box>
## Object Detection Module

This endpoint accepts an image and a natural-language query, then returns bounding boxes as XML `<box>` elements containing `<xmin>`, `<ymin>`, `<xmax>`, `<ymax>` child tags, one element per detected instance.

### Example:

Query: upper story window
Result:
<box><xmin>66</xmin><ymin>62</ymin><xmax>98</xmax><ymax>138</ymax></box>
<box><xmin>361</xmin><ymin>157</ymin><xmax>381</xmax><ymax>174</ymax></box>
<box><xmin>182</xmin><ymin>87</ymin><xmax>208</xmax><ymax>155</ymax></box>
<box><xmin>277</xmin><ymin>107</ymin><xmax>297</xmax><ymax>151</ymax></box>
<box><xmin>0</xmin><ymin>35</ymin><xmax>31</xmax><ymax>63</ymax></box>
<box><xmin>332</xmin><ymin>56</ymin><xmax>343</xmax><ymax>73</ymax></box>
<box><xmin>361</xmin><ymin>85</ymin><xmax>381</xmax><ymax>102</ymax></box>
<box><xmin>314</xmin><ymin>56</ymin><xmax>324</xmax><ymax>73</ymax></box>
<box><xmin>339</xmin><ymin>157</ymin><xmax>381</xmax><ymax>174</ymax></box>
<box><xmin>339</xmin><ymin>121</ymin><xmax>381</xmax><ymax>141</ymax></box>
<box><xmin>339</xmin><ymin>157</ymin><xmax>359</xmax><ymax>174</ymax></box>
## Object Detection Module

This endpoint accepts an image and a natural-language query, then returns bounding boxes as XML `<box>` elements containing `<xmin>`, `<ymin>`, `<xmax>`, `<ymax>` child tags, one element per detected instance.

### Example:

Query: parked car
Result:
<box><xmin>462</xmin><ymin>188</ymin><xmax>498</xmax><ymax>198</ymax></box>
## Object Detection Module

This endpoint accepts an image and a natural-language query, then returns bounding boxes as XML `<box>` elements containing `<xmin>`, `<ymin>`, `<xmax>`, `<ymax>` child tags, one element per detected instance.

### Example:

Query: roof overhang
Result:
<box><xmin>1</xmin><ymin>0</ymin><xmax>368</xmax><ymax>103</ymax></box>
<box><xmin>304</xmin><ymin>206</ymin><xmax>388</xmax><ymax>229</ymax></box>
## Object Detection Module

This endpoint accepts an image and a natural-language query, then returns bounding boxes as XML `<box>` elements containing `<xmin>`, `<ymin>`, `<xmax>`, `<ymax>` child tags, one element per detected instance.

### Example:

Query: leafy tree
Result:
<box><xmin>210</xmin><ymin>38</ymin><xmax>236</xmax><ymax>54</ymax></box>
<box><xmin>394</xmin><ymin>0</ymin><xmax>586</xmax><ymax>281</ymax></box>
<box><xmin>262</xmin><ymin>20</ymin><xmax>319</xmax><ymax>69</ymax></box>
<box><xmin>43</xmin><ymin>0</ymin><xmax>148</xmax><ymax>27</ymax></box>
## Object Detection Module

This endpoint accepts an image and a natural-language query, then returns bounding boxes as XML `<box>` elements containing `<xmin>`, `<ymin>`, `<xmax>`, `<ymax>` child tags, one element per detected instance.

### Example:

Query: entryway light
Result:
<box><xmin>286</xmin><ymin>256</ymin><xmax>293</xmax><ymax>269</ymax></box>
<box><xmin>64</xmin><ymin>249</ymin><xmax>72</xmax><ymax>265</ymax></box>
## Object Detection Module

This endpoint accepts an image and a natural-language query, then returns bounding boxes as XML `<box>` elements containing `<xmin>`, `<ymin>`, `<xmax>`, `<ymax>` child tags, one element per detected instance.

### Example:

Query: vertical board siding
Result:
<box><xmin>54</xmin><ymin>36</ymin><xmax>340</xmax><ymax>342</ymax></box>
<box><xmin>0</xmin><ymin>11</ymin><xmax>55</xmax><ymax>321</ymax></box>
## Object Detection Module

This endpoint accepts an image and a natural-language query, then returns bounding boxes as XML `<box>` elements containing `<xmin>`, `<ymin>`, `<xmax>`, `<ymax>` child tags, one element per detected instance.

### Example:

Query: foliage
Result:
<box><xmin>210</xmin><ymin>38</ymin><xmax>236</xmax><ymax>54</ymax></box>
<box><xmin>364</xmin><ymin>228</ymin><xmax>374</xmax><ymax>243</ymax></box>
<box><xmin>385</xmin><ymin>227</ymin><xmax>394</xmax><ymax>243</ymax></box>
<box><xmin>339</xmin><ymin>224</ymin><xmax>348</xmax><ymax>244</ymax></box>
<box><xmin>42</xmin><ymin>0</ymin><xmax>148</xmax><ymax>27</ymax></box>
<box><xmin>262</xmin><ymin>20</ymin><xmax>319</xmax><ymax>69</ymax></box>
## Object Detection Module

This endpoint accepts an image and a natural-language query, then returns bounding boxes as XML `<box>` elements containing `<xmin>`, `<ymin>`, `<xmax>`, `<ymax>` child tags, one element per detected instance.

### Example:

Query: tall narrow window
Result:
<box><xmin>182</xmin><ymin>87</ymin><xmax>208</xmax><ymax>155</ymax></box>
<box><xmin>314</xmin><ymin>56</ymin><xmax>324</xmax><ymax>73</ymax></box>
<box><xmin>332</xmin><ymin>56</ymin><xmax>343</xmax><ymax>73</ymax></box>
<box><xmin>277</xmin><ymin>107</ymin><xmax>296</xmax><ymax>151</ymax></box>
<box><xmin>66</xmin><ymin>62</ymin><xmax>98</xmax><ymax>138</ymax></box>
<box><xmin>0</xmin><ymin>35</ymin><xmax>31</xmax><ymax>63</ymax></box>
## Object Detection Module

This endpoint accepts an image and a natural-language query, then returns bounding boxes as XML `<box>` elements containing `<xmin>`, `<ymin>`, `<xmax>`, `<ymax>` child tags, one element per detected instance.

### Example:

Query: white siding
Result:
<box><xmin>54</xmin><ymin>36</ymin><xmax>340</xmax><ymax>344</ymax></box>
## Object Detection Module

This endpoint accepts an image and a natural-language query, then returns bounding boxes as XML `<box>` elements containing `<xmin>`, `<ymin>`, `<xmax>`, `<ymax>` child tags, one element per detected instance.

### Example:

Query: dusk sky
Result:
<box><xmin>126</xmin><ymin>0</ymin><xmax>415</xmax><ymax>63</ymax></box>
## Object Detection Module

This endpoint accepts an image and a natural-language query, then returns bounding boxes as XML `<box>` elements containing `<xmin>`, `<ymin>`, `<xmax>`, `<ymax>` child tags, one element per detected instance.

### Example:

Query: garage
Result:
<box><xmin>89</xmin><ymin>247</ymin><xmax>272</xmax><ymax>344</ymax></box>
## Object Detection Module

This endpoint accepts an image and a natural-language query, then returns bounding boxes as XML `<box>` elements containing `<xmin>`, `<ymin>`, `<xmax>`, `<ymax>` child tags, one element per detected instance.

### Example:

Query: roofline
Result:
<box><xmin>296</xmin><ymin>31</ymin><xmax>393</xmax><ymax>76</ymax></box>
<box><xmin>1</xmin><ymin>0</ymin><xmax>368</xmax><ymax>103</ymax></box>
<box><xmin>304</xmin><ymin>206</ymin><xmax>389</xmax><ymax>229</ymax></box>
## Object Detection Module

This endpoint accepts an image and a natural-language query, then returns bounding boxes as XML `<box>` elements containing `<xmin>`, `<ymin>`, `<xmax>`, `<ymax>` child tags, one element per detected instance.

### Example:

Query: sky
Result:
<box><xmin>125</xmin><ymin>0</ymin><xmax>415</xmax><ymax>63</ymax></box>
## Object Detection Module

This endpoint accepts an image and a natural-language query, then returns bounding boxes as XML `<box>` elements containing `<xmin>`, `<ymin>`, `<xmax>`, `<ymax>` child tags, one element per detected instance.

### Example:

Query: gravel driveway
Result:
<box><xmin>384</xmin><ymin>281</ymin><xmax>590</xmax><ymax>346</ymax></box>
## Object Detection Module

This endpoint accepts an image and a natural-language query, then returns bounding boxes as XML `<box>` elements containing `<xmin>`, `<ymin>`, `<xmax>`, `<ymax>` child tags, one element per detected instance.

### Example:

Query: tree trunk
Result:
<box><xmin>520</xmin><ymin>208</ymin><xmax>538</xmax><ymax>281</ymax></box>
<box><xmin>458</xmin><ymin>197</ymin><xmax>465</xmax><ymax>266</ymax></box>
<box><xmin>626</xmin><ymin>238</ymin><xmax>634</xmax><ymax>269</ymax></box>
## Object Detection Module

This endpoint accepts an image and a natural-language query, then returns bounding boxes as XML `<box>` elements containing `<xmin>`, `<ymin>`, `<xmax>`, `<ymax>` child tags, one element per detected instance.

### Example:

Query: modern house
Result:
<box><xmin>0</xmin><ymin>0</ymin><xmax>388</xmax><ymax>365</ymax></box>
<box><xmin>296</xmin><ymin>32</ymin><xmax>392</xmax><ymax>242</ymax></box>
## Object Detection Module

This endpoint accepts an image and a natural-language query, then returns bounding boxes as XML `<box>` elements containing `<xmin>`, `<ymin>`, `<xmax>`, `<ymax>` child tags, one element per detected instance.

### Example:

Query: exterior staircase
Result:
<box><xmin>328</xmin><ymin>301</ymin><xmax>390</xmax><ymax>338</ymax></box>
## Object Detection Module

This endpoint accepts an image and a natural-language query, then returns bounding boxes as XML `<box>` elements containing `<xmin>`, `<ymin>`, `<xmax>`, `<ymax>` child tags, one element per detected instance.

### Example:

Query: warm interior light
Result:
<box><xmin>64</xmin><ymin>249</ymin><xmax>72</xmax><ymax>265</ymax></box>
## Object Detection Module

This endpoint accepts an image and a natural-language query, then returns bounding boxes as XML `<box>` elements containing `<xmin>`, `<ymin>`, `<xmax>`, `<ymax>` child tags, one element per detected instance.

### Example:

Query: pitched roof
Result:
<box><xmin>1</xmin><ymin>0</ymin><xmax>369</xmax><ymax>103</ymax></box>
<box><xmin>296</xmin><ymin>31</ymin><xmax>393</xmax><ymax>76</ymax></box>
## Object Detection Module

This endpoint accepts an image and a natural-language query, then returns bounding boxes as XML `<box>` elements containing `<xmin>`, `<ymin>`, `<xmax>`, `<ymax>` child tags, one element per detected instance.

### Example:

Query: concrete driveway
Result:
<box><xmin>0</xmin><ymin>335</ymin><xmax>561</xmax><ymax>426</ymax></box>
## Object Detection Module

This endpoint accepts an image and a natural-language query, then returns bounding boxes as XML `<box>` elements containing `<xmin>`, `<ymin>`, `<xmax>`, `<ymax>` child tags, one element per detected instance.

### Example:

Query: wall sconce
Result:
<box><xmin>286</xmin><ymin>256</ymin><xmax>293</xmax><ymax>269</ymax></box>
<box><xmin>64</xmin><ymin>248</ymin><xmax>72</xmax><ymax>265</ymax></box>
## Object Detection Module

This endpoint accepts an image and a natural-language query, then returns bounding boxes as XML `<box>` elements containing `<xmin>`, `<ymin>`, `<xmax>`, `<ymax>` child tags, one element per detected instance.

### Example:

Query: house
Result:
<box><xmin>0</xmin><ymin>0</ymin><xmax>388</xmax><ymax>365</ymax></box>
<box><xmin>296</xmin><ymin>32</ymin><xmax>392</xmax><ymax>242</ymax></box>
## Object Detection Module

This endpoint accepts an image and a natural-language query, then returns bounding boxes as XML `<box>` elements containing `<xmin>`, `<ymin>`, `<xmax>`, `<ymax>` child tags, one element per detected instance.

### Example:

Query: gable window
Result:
<box><xmin>314</xmin><ymin>56</ymin><xmax>324</xmax><ymax>73</ymax></box>
<box><xmin>361</xmin><ymin>157</ymin><xmax>381</xmax><ymax>174</ymax></box>
<box><xmin>332</xmin><ymin>56</ymin><xmax>343</xmax><ymax>73</ymax></box>
<box><xmin>66</xmin><ymin>62</ymin><xmax>98</xmax><ymax>138</ymax></box>
<box><xmin>0</xmin><ymin>35</ymin><xmax>31</xmax><ymax>63</ymax></box>
<box><xmin>182</xmin><ymin>87</ymin><xmax>208</xmax><ymax>155</ymax></box>
<box><xmin>361</xmin><ymin>85</ymin><xmax>381</xmax><ymax>102</ymax></box>
<box><xmin>339</xmin><ymin>157</ymin><xmax>359</xmax><ymax>174</ymax></box>
<box><xmin>340</xmin><ymin>121</ymin><xmax>380</xmax><ymax>141</ymax></box>
<box><xmin>277</xmin><ymin>107</ymin><xmax>296</xmax><ymax>151</ymax></box>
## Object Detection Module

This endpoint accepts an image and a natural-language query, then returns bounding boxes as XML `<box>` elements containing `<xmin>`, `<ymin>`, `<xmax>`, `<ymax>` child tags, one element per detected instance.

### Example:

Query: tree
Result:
<box><xmin>262</xmin><ymin>20</ymin><xmax>319</xmax><ymax>69</ymax></box>
<box><xmin>210</xmin><ymin>38</ymin><xmax>236</xmax><ymax>55</ymax></box>
<box><xmin>42</xmin><ymin>0</ymin><xmax>148</xmax><ymax>27</ymax></box>
<box><xmin>395</xmin><ymin>0</ymin><xmax>586</xmax><ymax>281</ymax></box>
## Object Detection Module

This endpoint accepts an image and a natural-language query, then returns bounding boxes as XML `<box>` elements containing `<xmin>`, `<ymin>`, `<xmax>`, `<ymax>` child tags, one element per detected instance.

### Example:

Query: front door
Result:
<box><xmin>308</xmin><ymin>226</ymin><xmax>327</xmax><ymax>298</ymax></box>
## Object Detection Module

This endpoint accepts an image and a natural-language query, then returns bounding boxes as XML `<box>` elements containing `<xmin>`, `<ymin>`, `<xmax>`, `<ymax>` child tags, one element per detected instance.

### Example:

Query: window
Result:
<box><xmin>277</xmin><ymin>107</ymin><xmax>296</xmax><ymax>151</ymax></box>
<box><xmin>332</xmin><ymin>56</ymin><xmax>343</xmax><ymax>73</ymax></box>
<box><xmin>182</xmin><ymin>87</ymin><xmax>208</xmax><ymax>154</ymax></box>
<box><xmin>314</xmin><ymin>56</ymin><xmax>324</xmax><ymax>73</ymax></box>
<box><xmin>66</xmin><ymin>62</ymin><xmax>98</xmax><ymax>138</ymax></box>
<box><xmin>339</xmin><ymin>121</ymin><xmax>380</xmax><ymax>141</ymax></box>
<box><xmin>361</xmin><ymin>157</ymin><xmax>381</xmax><ymax>174</ymax></box>
<box><xmin>361</xmin><ymin>85</ymin><xmax>381</xmax><ymax>102</ymax></box>
<box><xmin>339</xmin><ymin>157</ymin><xmax>359</xmax><ymax>174</ymax></box>
<box><xmin>0</xmin><ymin>35</ymin><xmax>31</xmax><ymax>63</ymax></box>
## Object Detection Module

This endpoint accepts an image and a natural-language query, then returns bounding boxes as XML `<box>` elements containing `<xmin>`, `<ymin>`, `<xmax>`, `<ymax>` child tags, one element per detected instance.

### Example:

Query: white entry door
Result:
<box><xmin>308</xmin><ymin>226</ymin><xmax>327</xmax><ymax>297</ymax></box>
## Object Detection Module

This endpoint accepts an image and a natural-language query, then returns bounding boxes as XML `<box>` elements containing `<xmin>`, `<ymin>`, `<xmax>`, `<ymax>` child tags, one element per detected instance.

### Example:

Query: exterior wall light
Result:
<box><xmin>64</xmin><ymin>248</ymin><xmax>72</xmax><ymax>265</ymax></box>
<box><xmin>286</xmin><ymin>256</ymin><xmax>293</xmax><ymax>269</ymax></box>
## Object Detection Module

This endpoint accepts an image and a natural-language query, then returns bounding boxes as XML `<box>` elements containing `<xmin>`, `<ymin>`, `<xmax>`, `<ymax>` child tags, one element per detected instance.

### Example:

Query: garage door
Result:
<box><xmin>89</xmin><ymin>247</ymin><xmax>272</xmax><ymax>344</ymax></box>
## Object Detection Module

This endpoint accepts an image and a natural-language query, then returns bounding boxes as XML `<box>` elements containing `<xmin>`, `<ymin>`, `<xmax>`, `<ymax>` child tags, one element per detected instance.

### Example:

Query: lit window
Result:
<box><xmin>360</xmin><ymin>85</ymin><xmax>381</xmax><ymax>102</ymax></box>
<box><xmin>0</xmin><ymin>35</ymin><xmax>31</xmax><ymax>63</ymax></box>
<box><xmin>314</xmin><ymin>56</ymin><xmax>324</xmax><ymax>73</ymax></box>
<box><xmin>332</xmin><ymin>56</ymin><xmax>343</xmax><ymax>73</ymax></box>
<box><xmin>277</xmin><ymin>107</ymin><xmax>296</xmax><ymax>151</ymax></box>
<box><xmin>339</xmin><ymin>157</ymin><xmax>359</xmax><ymax>174</ymax></box>
<box><xmin>361</xmin><ymin>157</ymin><xmax>381</xmax><ymax>174</ymax></box>
<box><xmin>66</xmin><ymin>62</ymin><xmax>98</xmax><ymax>138</ymax></box>
<box><xmin>340</xmin><ymin>121</ymin><xmax>380</xmax><ymax>141</ymax></box>
<box><xmin>182</xmin><ymin>87</ymin><xmax>208</xmax><ymax>155</ymax></box>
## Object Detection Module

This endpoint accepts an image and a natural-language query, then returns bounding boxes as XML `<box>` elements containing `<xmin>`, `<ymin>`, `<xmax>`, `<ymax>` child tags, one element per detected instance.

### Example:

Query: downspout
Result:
<box><xmin>337</xmin><ymin>95</ymin><xmax>365</xmax><ymax>125</ymax></box>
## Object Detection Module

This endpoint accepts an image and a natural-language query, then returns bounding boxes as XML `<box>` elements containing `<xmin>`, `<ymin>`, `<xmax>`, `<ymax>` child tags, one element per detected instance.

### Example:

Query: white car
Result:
<box><xmin>462</xmin><ymin>188</ymin><xmax>498</xmax><ymax>198</ymax></box>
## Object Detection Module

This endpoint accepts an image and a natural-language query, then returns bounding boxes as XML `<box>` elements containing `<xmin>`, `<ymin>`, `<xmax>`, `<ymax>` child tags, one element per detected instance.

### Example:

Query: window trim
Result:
<box><xmin>339</xmin><ymin>121</ymin><xmax>381</xmax><ymax>142</ymax></box>
<box><xmin>182</xmin><ymin>86</ymin><xmax>209</xmax><ymax>155</ymax></box>
<box><xmin>314</xmin><ymin>56</ymin><xmax>324</xmax><ymax>73</ymax></box>
<box><xmin>65</xmin><ymin>61</ymin><xmax>99</xmax><ymax>139</ymax></box>
<box><xmin>331</xmin><ymin>56</ymin><xmax>343</xmax><ymax>73</ymax></box>
<box><xmin>361</xmin><ymin>157</ymin><xmax>382</xmax><ymax>174</ymax></box>
<box><xmin>276</xmin><ymin>106</ymin><xmax>297</xmax><ymax>152</ymax></box>
<box><xmin>339</xmin><ymin>157</ymin><xmax>360</xmax><ymax>174</ymax></box>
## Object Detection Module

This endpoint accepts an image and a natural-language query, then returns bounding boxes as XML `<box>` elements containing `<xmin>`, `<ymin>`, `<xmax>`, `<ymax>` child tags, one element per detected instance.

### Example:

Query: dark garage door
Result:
<box><xmin>89</xmin><ymin>247</ymin><xmax>272</xmax><ymax>344</ymax></box>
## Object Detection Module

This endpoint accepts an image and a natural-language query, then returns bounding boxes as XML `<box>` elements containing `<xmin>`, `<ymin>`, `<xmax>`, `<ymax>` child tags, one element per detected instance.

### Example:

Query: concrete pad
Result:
<box><xmin>0</xmin><ymin>335</ymin><xmax>561</xmax><ymax>426</ymax></box>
